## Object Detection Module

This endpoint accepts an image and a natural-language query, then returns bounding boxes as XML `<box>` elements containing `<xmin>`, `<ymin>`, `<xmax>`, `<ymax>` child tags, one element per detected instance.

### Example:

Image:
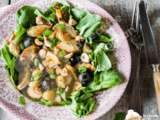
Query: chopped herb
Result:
<box><xmin>39</xmin><ymin>99</ymin><xmax>53</xmax><ymax>106</ymax></box>
<box><xmin>78</xmin><ymin>66</ymin><xmax>87</xmax><ymax>73</ymax></box>
<box><xmin>43</xmin><ymin>29</ymin><xmax>53</xmax><ymax>37</ymax></box>
<box><xmin>49</xmin><ymin>70</ymin><xmax>56</xmax><ymax>79</ymax></box>
<box><xmin>18</xmin><ymin>96</ymin><xmax>26</xmax><ymax>105</ymax></box>
<box><xmin>55</xmin><ymin>23</ymin><xmax>65</xmax><ymax>31</ymax></box>
<box><xmin>31</xmin><ymin>69</ymin><xmax>42</xmax><ymax>81</ymax></box>
<box><xmin>58</xmin><ymin>50</ymin><xmax>66</xmax><ymax>58</ymax></box>
<box><xmin>37</xmin><ymin>36</ymin><xmax>44</xmax><ymax>41</ymax></box>
<box><xmin>33</xmin><ymin>58</ymin><xmax>40</xmax><ymax>67</ymax></box>
<box><xmin>50</xmin><ymin>38</ymin><xmax>60</xmax><ymax>47</ymax></box>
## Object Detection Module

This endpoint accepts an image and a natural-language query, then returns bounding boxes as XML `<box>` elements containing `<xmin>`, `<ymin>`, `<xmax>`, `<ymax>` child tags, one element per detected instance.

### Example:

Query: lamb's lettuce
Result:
<box><xmin>88</xmin><ymin>70</ymin><xmax>122</xmax><ymax>92</ymax></box>
<box><xmin>93</xmin><ymin>43</ymin><xmax>111</xmax><ymax>72</ymax></box>
<box><xmin>14</xmin><ymin>24</ymin><xmax>26</xmax><ymax>44</ymax></box>
<box><xmin>71</xmin><ymin>88</ymin><xmax>96</xmax><ymax>117</ymax></box>
<box><xmin>16</xmin><ymin>6</ymin><xmax>38</xmax><ymax>28</ymax></box>
<box><xmin>71</xmin><ymin>8</ymin><xmax>86</xmax><ymax>20</ymax></box>
<box><xmin>34</xmin><ymin>9</ymin><xmax>56</xmax><ymax>24</ymax></box>
<box><xmin>0</xmin><ymin>44</ymin><xmax>18</xmax><ymax>86</ymax></box>
<box><xmin>76</xmin><ymin>13</ymin><xmax>101</xmax><ymax>37</ymax></box>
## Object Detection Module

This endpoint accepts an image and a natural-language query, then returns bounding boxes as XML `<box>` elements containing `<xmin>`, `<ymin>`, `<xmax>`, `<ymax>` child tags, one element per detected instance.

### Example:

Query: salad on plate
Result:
<box><xmin>0</xmin><ymin>1</ymin><xmax>123</xmax><ymax>117</ymax></box>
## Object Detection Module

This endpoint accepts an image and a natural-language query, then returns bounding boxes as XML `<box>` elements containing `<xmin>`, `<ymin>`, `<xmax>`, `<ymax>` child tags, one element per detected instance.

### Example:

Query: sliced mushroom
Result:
<box><xmin>20</xmin><ymin>45</ymin><xmax>39</xmax><ymax>61</ymax></box>
<box><xmin>54</xmin><ymin>95</ymin><xmax>62</xmax><ymax>104</ymax></box>
<box><xmin>57</xmin><ymin>41</ymin><xmax>79</xmax><ymax>53</ymax></box>
<box><xmin>35</xmin><ymin>39</ymin><xmax>43</xmax><ymax>46</ymax></box>
<box><xmin>42</xmin><ymin>51</ymin><xmax>60</xmax><ymax>68</ymax></box>
<box><xmin>83</xmin><ymin>44</ymin><xmax>92</xmax><ymax>53</ymax></box>
<box><xmin>65</xmin><ymin>64</ymin><xmax>78</xmax><ymax>81</ymax></box>
<box><xmin>56</xmin><ymin>76</ymin><xmax>72</xmax><ymax>88</ymax></box>
<box><xmin>56</xmin><ymin>29</ymin><xmax>71</xmax><ymax>41</ymax></box>
<box><xmin>9</xmin><ymin>41</ymin><xmax>20</xmax><ymax>57</ymax></box>
<box><xmin>27</xmin><ymin>25</ymin><xmax>50</xmax><ymax>37</ymax></box>
<box><xmin>75</xmin><ymin>35</ymin><xmax>83</xmax><ymax>42</ymax></box>
<box><xmin>36</xmin><ymin>16</ymin><xmax>48</xmax><ymax>25</ymax></box>
<box><xmin>64</xmin><ymin>53</ymin><xmax>73</xmax><ymax>59</ymax></box>
<box><xmin>27</xmin><ymin>81</ymin><xmax>42</xmax><ymax>99</ymax></box>
<box><xmin>55</xmin><ymin>67</ymin><xmax>68</xmax><ymax>77</ymax></box>
<box><xmin>42</xmin><ymin>90</ymin><xmax>56</xmax><ymax>102</ymax></box>
<box><xmin>39</xmin><ymin>49</ymin><xmax>47</xmax><ymax>59</ymax></box>
<box><xmin>73</xmin><ymin>81</ymin><xmax>82</xmax><ymax>91</ymax></box>
<box><xmin>44</xmin><ymin>36</ymin><xmax>52</xmax><ymax>48</ymax></box>
<box><xmin>53</xmin><ymin>47</ymin><xmax>60</xmax><ymax>55</ymax></box>
<box><xmin>56</xmin><ymin>76</ymin><xmax>66</xmax><ymax>88</ymax></box>
<box><xmin>17</xmin><ymin>68</ymin><xmax>30</xmax><ymax>90</ymax></box>
<box><xmin>65</xmin><ymin>24</ymin><xmax>77</xmax><ymax>38</ymax></box>
<box><xmin>68</xmin><ymin>17</ymin><xmax>77</xmax><ymax>26</ymax></box>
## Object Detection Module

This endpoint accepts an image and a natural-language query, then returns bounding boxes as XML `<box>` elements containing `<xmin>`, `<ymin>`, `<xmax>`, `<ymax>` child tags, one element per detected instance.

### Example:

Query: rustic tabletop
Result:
<box><xmin>0</xmin><ymin>0</ymin><xmax>160</xmax><ymax>120</ymax></box>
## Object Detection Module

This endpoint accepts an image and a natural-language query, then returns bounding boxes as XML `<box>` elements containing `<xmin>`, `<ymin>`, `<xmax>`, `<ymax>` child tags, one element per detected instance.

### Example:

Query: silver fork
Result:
<box><xmin>128</xmin><ymin>0</ymin><xmax>146</xmax><ymax>115</ymax></box>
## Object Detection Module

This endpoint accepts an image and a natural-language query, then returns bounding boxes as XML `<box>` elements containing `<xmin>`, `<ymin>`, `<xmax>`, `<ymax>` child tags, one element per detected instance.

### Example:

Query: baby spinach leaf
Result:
<box><xmin>71</xmin><ymin>88</ymin><xmax>96</xmax><ymax>117</ymax></box>
<box><xmin>57</xmin><ymin>88</ymin><xmax>71</xmax><ymax>105</ymax></box>
<box><xmin>95</xmin><ymin>51</ymin><xmax>111</xmax><ymax>72</ymax></box>
<box><xmin>71</xmin><ymin>8</ymin><xmax>86</xmax><ymax>20</ymax></box>
<box><xmin>76</xmin><ymin>13</ymin><xmax>101</xmax><ymax>36</ymax></box>
<box><xmin>88</xmin><ymin>70</ymin><xmax>122</xmax><ymax>92</ymax></box>
<box><xmin>93</xmin><ymin>43</ymin><xmax>111</xmax><ymax>72</ymax></box>
<box><xmin>16</xmin><ymin>6</ymin><xmax>38</xmax><ymax>28</ymax></box>
<box><xmin>0</xmin><ymin>44</ymin><xmax>18</xmax><ymax>86</ymax></box>
<box><xmin>14</xmin><ymin>24</ymin><xmax>26</xmax><ymax>44</ymax></box>
<box><xmin>83</xmin><ymin>21</ymin><xmax>101</xmax><ymax>38</ymax></box>
<box><xmin>34</xmin><ymin>9</ymin><xmax>56</xmax><ymax>24</ymax></box>
<box><xmin>99</xmin><ymin>34</ymin><xmax>113</xmax><ymax>43</ymax></box>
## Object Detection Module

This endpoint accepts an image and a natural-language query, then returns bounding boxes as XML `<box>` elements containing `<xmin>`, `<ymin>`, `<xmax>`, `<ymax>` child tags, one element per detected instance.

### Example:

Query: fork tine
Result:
<box><xmin>131</xmin><ymin>0</ymin><xmax>137</xmax><ymax>28</ymax></box>
<box><xmin>131</xmin><ymin>0</ymin><xmax>142</xmax><ymax>33</ymax></box>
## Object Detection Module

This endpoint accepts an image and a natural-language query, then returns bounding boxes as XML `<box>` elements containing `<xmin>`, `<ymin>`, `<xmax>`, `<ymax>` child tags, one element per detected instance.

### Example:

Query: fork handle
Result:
<box><xmin>153</xmin><ymin>64</ymin><xmax>160</xmax><ymax>114</ymax></box>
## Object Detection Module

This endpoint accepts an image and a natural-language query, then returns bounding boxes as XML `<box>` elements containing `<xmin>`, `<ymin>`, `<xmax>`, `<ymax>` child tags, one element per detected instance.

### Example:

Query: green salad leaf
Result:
<box><xmin>88</xmin><ymin>70</ymin><xmax>122</xmax><ymax>92</ymax></box>
<box><xmin>56</xmin><ymin>88</ymin><xmax>71</xmax><ymax>105</ymax></box>
<box><xmin>78</xmin><ymin>66</ymin><xmax>87</xmax><ymax>73</ymax></box>
<box><xmin>113</xmin><ymin>112</ymin><xmax>125</xmax><ymax>120</ymax></box>
<box><xmin>0</xmin><ymin>44</ymin><xmax>18</xmax><ymax>86</ymax></box>
<box><xmin>76</xmin><ymin>13</ymin><xmax>102</xmax><ymax>37</ymax></box>
<box><xmin>18</xmin><ymin>96</ymin><xmax>26</xmax><ymax>105</ymax></box>
<box><xmin>93</xmin><ymin>43</ymin><xmax>111</xmax><ymax>72</ymax></box>
<box><xmin>71</xmin><ymin>88</ymin><xmax>96</xmax><ymax>117</ymax></box>
<box><xmin>39</xmin><ymin>99</ymin><xmax>53</xmax><ymax>107</ymax></box>
<box><xmin>34</xmin><ymin>9</ymin><xmax>56</xmax><ymax>24</ymax></box>
<box><xmin>16</xmin><ymin>6</ymin><xmax>38</xmax><ymax>28</ymax></box>
<box><xmin>99</xmin><ymin>34</ymin><xmax>113</xmax><ymax>43</ymax></box>
<box><xmin>71</xmin><ymin>8</ymin><xmax>86</xmax><ymax>20</ymax></box>
<box><xmin>14</xmin><ymin>24</ymin><xmax>26</xmax><ymax>44</ymax></box>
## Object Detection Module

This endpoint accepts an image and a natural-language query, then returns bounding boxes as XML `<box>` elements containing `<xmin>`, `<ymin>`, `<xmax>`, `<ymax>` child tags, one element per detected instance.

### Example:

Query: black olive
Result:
<box><xmin>23</xmin><ymin>36</ymin><xmax>34</xmax><ymax>48</ymax></box>
<box><xmin>70</xmin><ymin>53</ymin><xmax>81</xmax><ymax>66</ymax></box>
<box><xmin>79</xmin><ymin>70</ymin><xmax>93</xmax><ymax>86</ymax></box>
